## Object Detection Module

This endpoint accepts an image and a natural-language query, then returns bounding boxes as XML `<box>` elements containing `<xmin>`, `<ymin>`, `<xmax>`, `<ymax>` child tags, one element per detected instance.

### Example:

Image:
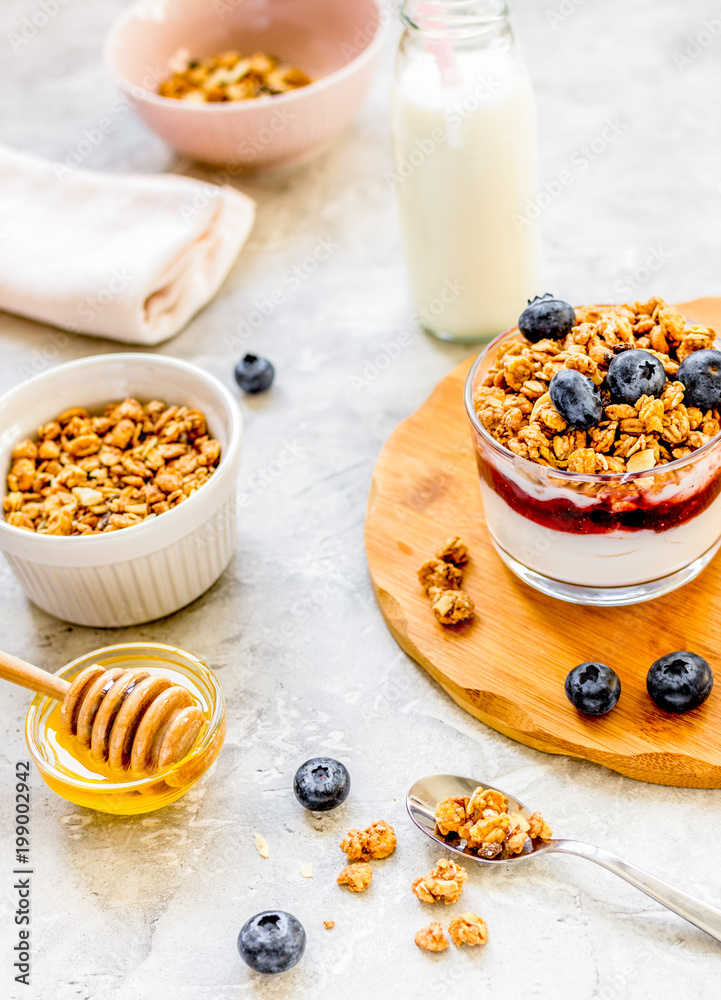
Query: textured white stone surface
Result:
<box><xmin>1</xmin><ymin>1</ymin><xmax>721</xmax><ymax>998</ymax></box>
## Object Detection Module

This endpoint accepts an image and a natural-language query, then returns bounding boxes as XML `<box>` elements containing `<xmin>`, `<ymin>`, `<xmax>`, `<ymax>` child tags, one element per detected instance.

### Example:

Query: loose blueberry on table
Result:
<box><xmin>606</xmin><ymin>349</ymin><xmax>667</xmax><ymax>403</ymax></box>
<box><xmin>518</xmin><ymin>293</ymin><xmax>576</xmax><ymax>343</ymax></box>
<box><xmin>677</xmin><ymin>349</ymin><xmax>721</xmax><ymax>409</ymax></box>
<box><xmin>549</xmin><ymin>368</ymin><xmax>604</xmax><ymax>431</ymax></box>
<box><xmin>237</xmin><ymin>911</ymin><xmax>306</xmax><ymax>974</ymax></box>
<box><xmin>647</xmin><ymin>651</ymin><xmax>714</xmax><ymax>713</ymax></box>
<box><xmin>564</xmin><ymin>662</ymin><xmax>621</xmax><ymax>716</ymax></box>
<box><xmin>234</xmin><ymin>354</ymin><xmax>275</xmax><ymax>394</ymax></box>
<box><xmin>293</xmin><ymin>757</ymin><xmax>351</xmax><ymax>811</ymax></box>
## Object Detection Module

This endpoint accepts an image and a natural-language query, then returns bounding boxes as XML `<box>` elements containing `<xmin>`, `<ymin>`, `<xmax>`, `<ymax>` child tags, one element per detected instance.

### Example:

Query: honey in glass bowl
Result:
<box><xmin>25</xmin><ymin>643</ymin><xmax>226</xmax><ymax>815</ymax></box>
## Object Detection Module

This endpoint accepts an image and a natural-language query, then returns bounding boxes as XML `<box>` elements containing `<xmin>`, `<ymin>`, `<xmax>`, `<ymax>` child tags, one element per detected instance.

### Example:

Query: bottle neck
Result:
<box><xmin>401</xmin><ymin>0</ymin><xmax>510</xmax><ymax>40</ymax></box>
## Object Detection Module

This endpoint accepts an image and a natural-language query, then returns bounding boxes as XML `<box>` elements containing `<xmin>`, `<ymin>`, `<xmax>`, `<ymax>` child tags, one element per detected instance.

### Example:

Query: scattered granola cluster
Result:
<box><xmin>412</xmin><ymin>858</ymin><xmax>468</xmax><ymax>905</ymax></box>
<box><xmin>417</xmin><ymin>535</ymin><xmax>475</xmax><ymax>626</ymax></box>
<box><xmin>415</xmin><ymin>914</ymin><xmax>488</xmax><ymax>952</ymax></box>
<box><xmin>473</xmin><ymin>298</ymin><xmax>719</xmax><ymax>474</ymax></box>
<box><xmin>336</xmin><ymin>821</ymin><xmax>396</xmax><ymax>893</ymax></box>
<box><xmin>4</xmin><ymin>398</ymin><xmax>221</xmax><ymax>535</ymax></box>
<box><xmin>158</xmin><ymin>50</ymin><xmax>312</xmax><ymax>103</ymax></box>
<box><xmin>337</xmin><ymin>862</ymin><xmax>372</xmax><ymax>893</ymax></box>
<box><xmin>435</xmin><ymin>786</ymin><xmax>552</xmax><ymax>858</ymax></box>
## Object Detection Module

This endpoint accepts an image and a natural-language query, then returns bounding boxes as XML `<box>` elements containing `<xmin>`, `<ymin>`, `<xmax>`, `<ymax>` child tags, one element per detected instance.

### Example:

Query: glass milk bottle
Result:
<box><xmin>390</xmin><ymin>0</ymin><xmax>540</xmax><ymax>342</ymax></box>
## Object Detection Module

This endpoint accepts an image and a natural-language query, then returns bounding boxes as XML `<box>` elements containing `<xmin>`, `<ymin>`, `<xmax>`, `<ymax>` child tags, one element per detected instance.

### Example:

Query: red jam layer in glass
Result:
<box><xmin>477</xmin><ymin>454</ymin><xmax>721</xmax><ymax>535</ymax></box>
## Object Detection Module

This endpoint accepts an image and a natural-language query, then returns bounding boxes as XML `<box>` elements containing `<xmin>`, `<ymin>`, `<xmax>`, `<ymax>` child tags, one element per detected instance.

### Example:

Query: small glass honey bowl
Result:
<box><xmin>25</xmin><ymin>642</ymin><xmax>226</xmax><ymax>815</ymax></box>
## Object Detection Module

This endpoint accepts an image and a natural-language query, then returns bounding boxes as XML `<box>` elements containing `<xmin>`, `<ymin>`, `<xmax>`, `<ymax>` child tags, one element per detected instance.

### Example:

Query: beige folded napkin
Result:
<box><xmin>0</xmin><ymin>146</ymin><xmax>255</xmax><ymax>344</ymax></box>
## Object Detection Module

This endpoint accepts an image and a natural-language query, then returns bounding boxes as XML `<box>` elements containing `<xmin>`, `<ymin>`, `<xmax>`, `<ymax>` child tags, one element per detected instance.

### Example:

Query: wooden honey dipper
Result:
<box><xmin>0</xmin><ymin>649</ymin><xmax>205</xmax><ymax>775</ymax></box>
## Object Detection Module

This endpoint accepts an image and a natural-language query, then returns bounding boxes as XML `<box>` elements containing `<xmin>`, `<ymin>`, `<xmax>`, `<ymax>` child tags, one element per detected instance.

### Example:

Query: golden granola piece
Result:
<box><xmin>429</xmin><ymin>588</ymin><xmax>475</xmax><ymax>626</ymax></box>
<box><xmin>662</xmin><ymin>407</ymin><xmax>690</xmax><ymax>445</ymax></box>
<box><xmin>414</xmin><ymin>922</ymin><xmax>448</xmax><ymax>952</ymax></box>
<box><xmin>528</xmin><ymin>812</ymin><xmax>553</xmax><ymax>840</ymax></box>
<box><xmin>337</xmin><ymin>863</ymin><xmax>372</xmax><ymax>892</ymax></box>
<box><xmin>324</xmin><ymin>921</ymin><xmax>335</xmax><ymax>930</ymax></box>
<box><xmin>637</xmin><ymin>396</ymin><xmax>664</xmax><ymax>434</ymax></box>
<box><xmin>506</xmin><ymin>812</ymin><xmax>531</xmax><ymax>854</ymax></box>
<box><xmin>412</xmin><ymin>859</ymin><xmax>469</xmax><ymax>905</ymax></box>
<box><xmin>340</xmin><ymin>821</ymin><xmax>396</xmax><ymax>861</ymax></box>
<box><xmin>567</xmin><ymin>448</ymin><xmax>598</xmax><ymax>474</ymax></box>
<box><xmin>417</xmin><ymin>559</ymin><xmax>463</xmax><ymax>593</ymax></box>
<box><xmin>435</xmin><ymin>796</ymin><xmax>469</xmax><ymax>836</ymax></box>
<box><xmin>461</xmin><ymin>813</ymin><xmax>511</xmax><ymax>848</ymax></box>
<box><xmin>448</xmin><ymin>914</ymin><xmax>489</xmax><ymax>948</ymax></box>
<box><xmin>466</xmin><ymin>787</ymin><xmax>507</xmax><ymax>821</ymax></box>
<box><xmin>435</xmin><ymin>535</ymin><xmax>469</xmax><ymax>566</ymax></box>
<box><xmin>505</xmin><ymin>355</ymin><xmax>535</xmax><ymax>390</ymax></box>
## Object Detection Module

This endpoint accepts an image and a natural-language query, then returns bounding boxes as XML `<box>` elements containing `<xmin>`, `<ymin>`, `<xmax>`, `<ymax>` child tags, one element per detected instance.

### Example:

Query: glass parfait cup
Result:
<box><xmin>465</xmin><ymin>329</ymin><xmax>721</xmax><ymax>606</ymax></box>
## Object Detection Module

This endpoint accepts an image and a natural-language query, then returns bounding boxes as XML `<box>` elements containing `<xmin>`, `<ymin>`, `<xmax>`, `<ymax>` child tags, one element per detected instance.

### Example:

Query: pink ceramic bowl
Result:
<box><xmin>104</xmin><ymin>0</ymin><xmax>387</xmax><ymax>170</ymax></box>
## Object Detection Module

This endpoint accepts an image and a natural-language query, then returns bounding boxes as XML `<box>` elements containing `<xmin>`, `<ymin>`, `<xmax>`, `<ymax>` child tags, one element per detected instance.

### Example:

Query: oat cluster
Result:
<box><xmin>158</xmin><ymin>50</ymin><xmax>312</xmax><ymax>103</ymax></box>
<box><xmin>336</xmin><ymin>821</ymin><xmax>396</xmax><ymax>893</ymax></box>
<box><xmin>415</xmin><ymin>914</ymin><xmax>488</xmax><ymax>952</ymax></box>
<box><xmin>417</xmin><ymin>535</ymin><xmax>475</xmax><ymax>626</ymax></box>
<box><xmin>435</xmin><ymin>787</ymin><xmax>552</xmax><ymax>858</ymax></box>
<box><xmin>340</xmin><ymin>820</ymin><xmax>397</xmax><ymax>862</ymax></box>
<box><xmin>4</xmin><ymin>398</ymin><xmax>221</xmax><ymax>535</ymax></box>
<box><xmin>473</xmin><ymin>298</ymin><xmax>719</xmax><ymax>474</ymax></box>
<box><xmin>412</xmin><ymin>858</ymin><xmax>469</xmax><ymax>905</ymax></box>
<box><xmin>337</xmin><ymin>863</ymin><xmax>372</xmax><ymax>893</ymax></box>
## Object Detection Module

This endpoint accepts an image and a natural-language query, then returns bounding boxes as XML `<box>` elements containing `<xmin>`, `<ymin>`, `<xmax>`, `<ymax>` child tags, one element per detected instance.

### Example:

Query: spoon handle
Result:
<box><xmin>551</xmin><ymin>839</ymin><xmax>721</xmax><ymax>944</ymax></box>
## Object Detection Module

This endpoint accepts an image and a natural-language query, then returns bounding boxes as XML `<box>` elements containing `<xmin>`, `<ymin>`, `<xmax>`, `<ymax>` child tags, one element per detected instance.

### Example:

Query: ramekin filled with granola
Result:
<box><xmin>464</xmin><ymin>296</ymin><xmax>721</xmax><ymax>605</ymax></box>
<box><xmin>0</xmin><ymin>354</ymin><xmax>242</xmax><ymax>627</ymax></box>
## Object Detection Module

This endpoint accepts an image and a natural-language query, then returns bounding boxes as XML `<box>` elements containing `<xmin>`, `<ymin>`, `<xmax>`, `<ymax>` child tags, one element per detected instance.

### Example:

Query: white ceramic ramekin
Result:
<box><xmin>0</xmin><ymin>354</ymin><xmax>242</xmax><ymax>627</ymax></box>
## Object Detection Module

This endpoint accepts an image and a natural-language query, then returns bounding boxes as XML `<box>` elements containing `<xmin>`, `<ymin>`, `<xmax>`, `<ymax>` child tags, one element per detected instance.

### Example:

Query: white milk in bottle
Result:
<box><xmin>391</xmin><ymin>0</ymin><xmax>540</xmax><ymax>342</ymax></box>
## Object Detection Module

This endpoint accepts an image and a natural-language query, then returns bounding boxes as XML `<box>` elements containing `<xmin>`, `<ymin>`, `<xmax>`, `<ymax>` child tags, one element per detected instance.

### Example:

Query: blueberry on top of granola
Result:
<box><xmin>677</xmin><ymin>349</ymin><xmax>721</xmax><ymax>410</ymax></box>
<box><xmin>519</xmin><ymin>293</ymin><xmax>576</xmax><ymax>343</ymax></box>
<box><xmin>473</xmin><ymin>297</ymin><xmax>720</xmax><ymax>474</ymax></box>
<box><xmin>549</xmin><ymin>368</ymin><xmax>603</xmax><ymax>430</ymax></box>
<box><xmin>607</xmin><ymin>349</ymin><xmax>667</xmax><ymax>403</ymax></box>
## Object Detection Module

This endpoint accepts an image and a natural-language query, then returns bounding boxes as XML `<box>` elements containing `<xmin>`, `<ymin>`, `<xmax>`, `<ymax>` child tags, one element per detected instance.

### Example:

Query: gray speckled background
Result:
<box><xmin>1</xmin><ymin>1</ymin><xmax>721</xmax><ymax>997</ymax></box>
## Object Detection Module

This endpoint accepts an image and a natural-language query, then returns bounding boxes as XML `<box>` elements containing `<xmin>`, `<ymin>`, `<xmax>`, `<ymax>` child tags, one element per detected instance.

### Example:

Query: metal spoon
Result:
<box><xmin>407</xmin><ymin>774</ymin><xmax>721</xmax><ymax>945</ymax></box>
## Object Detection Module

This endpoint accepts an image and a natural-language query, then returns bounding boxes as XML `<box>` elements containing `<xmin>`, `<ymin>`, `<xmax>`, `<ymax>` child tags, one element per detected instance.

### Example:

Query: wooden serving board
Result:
<box><xmin>365</xmin><ymin>298</ymin><xmax>721</xmax><ymax>788</ymax></box>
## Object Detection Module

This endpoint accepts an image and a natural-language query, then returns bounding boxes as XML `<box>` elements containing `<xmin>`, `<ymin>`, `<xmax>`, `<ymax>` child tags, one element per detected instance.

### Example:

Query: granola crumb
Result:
<box><xmin>324</xmin><ymin>921</ymin><xmax>335</xmax><ymax>930</ymax></box>
<box><xmin>417</xmin><ymin>558</ymin><xmax>463</xmax><ymax>593</ymax></box>
<box><xmin>337</xmin><ymin>862</ymin><xmax>372</xmax><ymax>892</ymax></box>
<box><xmin>436</xmin><ymin>535</ymin><xmax>469</xmax><ymax>566</ymax></box>
<box><xmin>448</xmin><ymin>913</ymin><xmax>489</xmax><ymax>947</ymax></box>
<box><xmin>429</xmin><ymin>587</ymin><xmax>475</xmax><ymax>626</ymax></box>
<box><xmin>412</xmin><ymin>858</ymin><xmax>469</xmax><ymax>905</ymax></box>
<box><xmin>414</xmin><ymin>921</ymin><xmax>449</xmax><ymax>952</ymax></box>
<box><xmin>434</xmin><ymin>796</ymin><xmax>469</xmax><ymax>836</ymax></box>
<box><xmin>340</xmin><ymin>821</ymin><xmax>397</xmax><ymax>861</ymax></box>
<box><xmin>252</xmin><ymin>832</ymin><xmax>269</xmax><ymax>859</ymax></box>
